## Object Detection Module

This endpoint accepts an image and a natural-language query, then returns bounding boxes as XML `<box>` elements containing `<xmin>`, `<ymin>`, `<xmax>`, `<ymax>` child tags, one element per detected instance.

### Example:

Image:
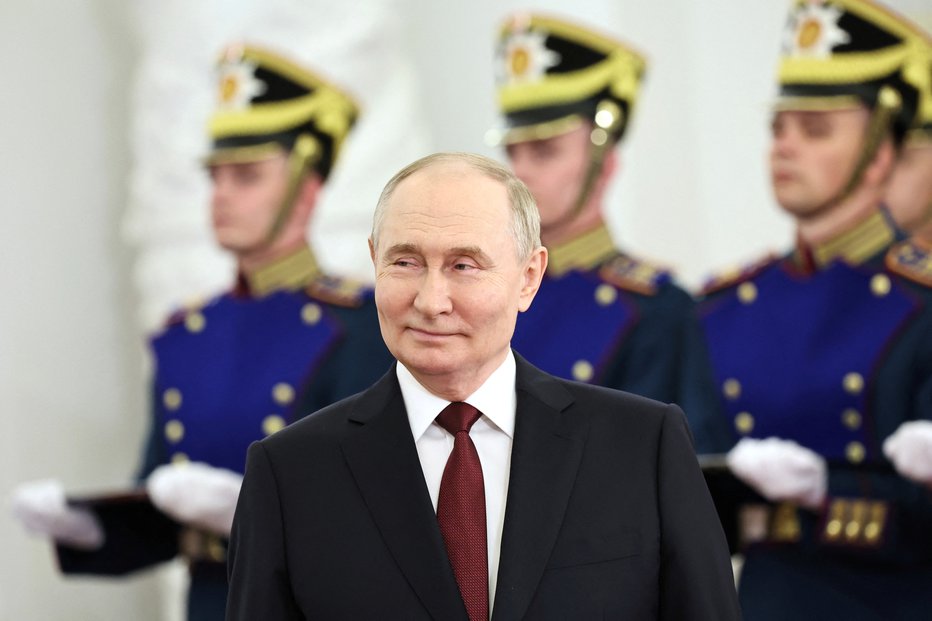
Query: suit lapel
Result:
<box><xmin>340</xmin><ymin>369</ymin><xmax>467</xmax><ymax>621</ymax></box>
<box><xmin>492</xmin><ymin>355</ymin><xmax>586</xmax><ymax>621</ymax></box>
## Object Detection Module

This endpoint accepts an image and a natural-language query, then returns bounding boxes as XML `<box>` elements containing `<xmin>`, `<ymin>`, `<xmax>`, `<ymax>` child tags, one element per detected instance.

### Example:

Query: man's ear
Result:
<box><xmin>518</xmin><ymin>246</ymin><xmax>548</xmax><ymax>312</ymax></box>
<box><xmin>295</xmin><ymin>172</ymin><xmax>324</xmax><ymax>219</ymax></box>
<box><xmin>865</xmin><ymin>136</ymin><xmax>897</xmax><ymax>187</ymax></box>
<box><xmin>368</xmin><ymin>237</ymin><xmax>377</xmax><ymax>266</ymax></box>
<box><xmin>590</xmin><ymin>147</ymin><xmax>619</xmax><ymax>204</ymax></box>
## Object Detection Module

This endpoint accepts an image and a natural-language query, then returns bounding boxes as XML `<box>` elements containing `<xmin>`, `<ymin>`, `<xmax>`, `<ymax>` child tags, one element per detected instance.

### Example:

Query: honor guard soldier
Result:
<box><xmin>698</xmin><ymin>1</ymin><xmax>932</xmax><ymax>618</ymax></box>
<box><xmin>11</xmin><ymin>44</ymin><xmax>393</xmax><ymax>620</ymax></box>
<box><xmin>885</xmin><ymin>18</ymin><xmax>932</xmax><ymax>243</ymax></box>
<box><xmin>490</xmin><ymin>13</ymin><xmax>728</xmax><ymax>453</ymax></box>
<box><xmin>883</xmin><ymin>16</ymin><xmax>932</xmax><ymax>491</ymax></box>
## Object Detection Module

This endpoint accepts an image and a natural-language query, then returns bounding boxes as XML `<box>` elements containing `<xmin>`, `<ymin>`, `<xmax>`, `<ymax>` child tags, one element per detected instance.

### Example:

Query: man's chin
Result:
<box><xmin>396</xmin><ymin>351</ymin><xmax>458</xmax><ymax>378</ymax></box>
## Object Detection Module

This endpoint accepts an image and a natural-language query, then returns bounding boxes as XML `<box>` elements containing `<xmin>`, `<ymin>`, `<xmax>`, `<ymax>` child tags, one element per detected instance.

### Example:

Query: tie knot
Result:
<box><xmin>436</xmin><ymin>402</ymin><xmax>482</xmax><ymax>435</ymax></box>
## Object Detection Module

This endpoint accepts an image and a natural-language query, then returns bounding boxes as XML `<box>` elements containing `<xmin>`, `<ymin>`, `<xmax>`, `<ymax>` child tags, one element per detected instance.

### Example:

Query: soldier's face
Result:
<box><xmin>769</xmin><ymin>108</ymin><xmax>869</xmax><ymax>217</ymax></box>
<box><xmin>886</xmin><ymin>142</ymin><xmax>932</xmax><ymax>233</ymax></box>
<box><xmin>506</xmin><ymin>124</ymin><xmax>591</xmax><ymax>229</ymax></box>
<box><xmin>208</xmin><ymin>153</ymin><xmax>289</xmax><ymax>253</ymax></box>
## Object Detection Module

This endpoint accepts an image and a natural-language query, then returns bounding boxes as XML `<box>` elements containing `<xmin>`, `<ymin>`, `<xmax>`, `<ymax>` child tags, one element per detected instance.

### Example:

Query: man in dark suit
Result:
<box><xmin>226</xmin><ymin>152</ymin><xmax>740</xmax><ymax>620</ymax></box>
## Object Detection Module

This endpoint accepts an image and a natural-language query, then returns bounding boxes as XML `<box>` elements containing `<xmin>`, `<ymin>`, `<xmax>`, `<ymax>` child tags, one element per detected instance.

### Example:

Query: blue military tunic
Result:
<box><xmin>57</xmin><ymin>246</ymin><xmax>393</xmax><ymax>620</ymax></box>
<box><xmin>698</xmin><ymin>211</ymin><xmax>932</xmax><ymax>620</ymax></box>
<box><xmin>512</xmin><ymin>225</ymin><xmax>728</xmax><ymax>453</ymax></box>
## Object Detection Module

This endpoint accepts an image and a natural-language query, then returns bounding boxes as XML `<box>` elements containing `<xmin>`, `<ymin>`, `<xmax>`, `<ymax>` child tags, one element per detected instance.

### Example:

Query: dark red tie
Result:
<box><xmin>436</xmin><ymin>402</ymin><xmax>489</xmax><ymax>621</ymax></box>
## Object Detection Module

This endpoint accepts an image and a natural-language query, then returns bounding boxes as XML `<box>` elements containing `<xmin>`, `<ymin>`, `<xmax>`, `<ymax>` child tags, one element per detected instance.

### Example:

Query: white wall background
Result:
<box><xmin>6</xmin><ymin>0</ymin><xmax>923</xmax><ymax>618</ymax></box>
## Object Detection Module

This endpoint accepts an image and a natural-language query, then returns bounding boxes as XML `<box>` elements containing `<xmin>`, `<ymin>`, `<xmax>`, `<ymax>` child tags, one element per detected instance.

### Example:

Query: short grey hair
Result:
<box><xmin>371</xmin><ymin>152</ymin><xmax>541</xmax><ymax>259</ymax></box>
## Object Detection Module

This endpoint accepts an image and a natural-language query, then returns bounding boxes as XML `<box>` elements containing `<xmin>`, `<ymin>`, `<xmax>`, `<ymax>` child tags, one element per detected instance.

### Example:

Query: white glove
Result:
<box><xmin>883</xmin><ymin>421</ymin><xmax>932</xmax><ymax>488</ymax></box>
<box><xmin>146</xmin><ymin>462</ymin><xmax>243</xmax><ymax>536</ymax></box>
<box><xmin>10</xmin><ymin>479</ymin><xmax>104</xmax><ymax>550</ymax></box>
<box><xmin>727</xmin><ymin>437</ymin><xmax>827</xmax><ymax>509</ymax></box>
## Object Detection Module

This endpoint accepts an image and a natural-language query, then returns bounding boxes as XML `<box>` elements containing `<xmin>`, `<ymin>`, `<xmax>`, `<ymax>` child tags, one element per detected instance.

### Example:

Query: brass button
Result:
<box><xmin>164</xmin><ymin>420</ymin><xmax>185</xmax><ymax>444</ymax></box>
<box><xmin>594</xmin><ymin>284</ymin><xmax>617</xmax><ymax>306</ymax></box>
<box><xmin>737</xmin><ymin>282</ymin><xmax>758</xmax><ymax>304</ymax></box>
<box><xmin>572</xmin><ymin>360</ymin><xmax>594</xmax><ymax>382</ymax></box>
<box><xmin>723</xmin><ymin>378</ymin><xmax>742</xmax><ymax>400</ymax></box>
<box><xmin>207</xmin><ymin>536</ymin><xmax>227</xmax><ymax>562</ymax></box>
<box><xmin>842</xmin><ymin>409</ymin><xmax>861</xmax><ymax>430</ymax></box>
<box><xmin>864</xmin><ymin>522</ymin><xmax>881</xmax><ymax>542</ymax></box>
<box><xmin>272</xmin><ymin>383</ymin><xmax>295</xmax><ymax>406</ymax></box>
<box><xmin>825</xmin><ymin>519</ymin><xmax>843</xmax><ymax>539</ymax></box>
<box><xmin>870</xmin><ymin>274</ymin><xmax>891</xmax><ymax>297</ymax></box>
<box><xmin>843</xmin><ymin>372</ymin><xmax>864</xmax><ymax>395</ymax></box>
<box><xmin>262</xmin><ymin>415</ymin><xmax>286</xmax><ymax>436</ymax></box>
<box><xmin>844</xmin><ymin>520</ymin><xmax>861</xmax><ymax>540</ymax></box>
<box><xmin>163</xmin><ymin>388</ymin><xmax>183</xmax><ymax>411</ymax></box>
<box><xmin>185</xmin><ymin>311</ymin><xmax>206</xmax><ymax>333</ymax></box>
<box><xmin>846</xmin><ymin>441</ymin><xmax>866</xmax><ymax>464</ymax></box>
<box><xmin>735</xmin><ymin>412</ymin><xmax>754</xmax><ymax>435</ymax></box>
<box><xmin>171</xmin><ymin>452</ymin><xmax>190</xmax><ymax>464</ymax></box>
<box><xmin>301</xmin><ymin>303</ymin><xmax>322</xmax><ymax>325</ymax></box>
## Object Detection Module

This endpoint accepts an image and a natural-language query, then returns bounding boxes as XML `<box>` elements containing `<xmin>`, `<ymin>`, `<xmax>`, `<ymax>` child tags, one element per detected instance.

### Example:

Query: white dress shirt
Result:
<box><xmin>397</xmin><ymin>350</ymin><xmax>516</xmax><ymax>611</ymax></box>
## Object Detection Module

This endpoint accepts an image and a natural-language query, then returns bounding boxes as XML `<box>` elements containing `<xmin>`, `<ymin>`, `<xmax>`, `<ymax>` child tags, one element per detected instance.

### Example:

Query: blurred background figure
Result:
<box><xmin>11</xmin><ymin>41</ymin><xmax>395</xmax><ymax>621</ymax></box>
<box><xmin>490</xmin><ymin>12</ymin><xmax>729</xmax><ymax>453</ymax></box>
<box><xmin>882</xmin><ymin>5</ymin><xmax>932</xmax><ymax>498</ymax></box>
<box><xmin>884</xmin><ymin>8</ymin><xmax>932</xmax><ymax>242</ymax></box>
<box><xmin>698</xmin><ymin>0</ymin><xmax>932</xmax><ymax>618</ymax></box>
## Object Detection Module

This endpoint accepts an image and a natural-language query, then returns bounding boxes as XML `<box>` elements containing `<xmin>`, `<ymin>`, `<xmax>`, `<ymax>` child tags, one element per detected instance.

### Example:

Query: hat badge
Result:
<box><xmin>216</xmin><ymin>58</ymin><xmax>267</xmax><ymax>111</ymax></box>
<box><xmin>783</xmin><ymin>1</ymin><xmax>851</xmax><ymax>58</ymax></box>
<box><xmin>499</xmin><ymin>28</ymin><xmax>561</xmax><ymax>84</ymax></box>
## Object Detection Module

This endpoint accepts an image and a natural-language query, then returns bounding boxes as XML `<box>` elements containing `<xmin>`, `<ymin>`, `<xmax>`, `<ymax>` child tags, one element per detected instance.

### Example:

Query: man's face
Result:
<box><xmin>886</xmin><ymin>142</ymin><xmax>932</xmax><ymax>233</ymax></box>
<box><xmin>371</xmin><ymin>163</ymin><xmax>543</xmax><ymax>393</ymax></box>
<box><xmin>769</xmin><ymin>108</ymin><xmax>869</xmax><ymax>217</ymax></box>
<box><xmin>209</xmin><ymin>152</ymin><xmax>289</xmax><ymax>253</ymax></box>
<box><xmin>505</xmin><ymin>123</ymin><xmax>591</xmax><ymax>228</ymax></box>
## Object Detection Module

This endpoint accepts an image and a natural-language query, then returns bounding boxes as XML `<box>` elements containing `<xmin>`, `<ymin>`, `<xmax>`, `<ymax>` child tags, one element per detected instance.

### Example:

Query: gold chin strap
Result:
<box><xmin>262</xmin><ymin>133</ymin><xmax>321</xmax><ymax>247</ymax></box>
<box><xmin>829</xmin><ymin>86</ymin><xmax>902</xmax><ymax>208</ymax></box>
<box><xmin>567</xmin><ymin>100</ymin><xmax>624</xmax><ymax>222</ymax></box>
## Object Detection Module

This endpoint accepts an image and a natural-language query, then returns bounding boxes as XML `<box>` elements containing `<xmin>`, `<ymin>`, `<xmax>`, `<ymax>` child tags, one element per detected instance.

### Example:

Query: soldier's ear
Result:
<box><xmin>602</xmin><ymin>148</ymin><xmax>620</xmax><ymax>179</ymax></box>
<box><xmin>296</xmin><ymin>173</ymin><xmax>324</xmax><ymax>217</ymax></box>
<box><xmin>866</xmin><ymin>136</ymin><xmax>897</xmax><ymax>188</ymax></box>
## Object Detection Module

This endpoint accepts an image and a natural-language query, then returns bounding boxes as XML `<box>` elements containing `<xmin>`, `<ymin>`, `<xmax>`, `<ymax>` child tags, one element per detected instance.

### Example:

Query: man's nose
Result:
<box><xmin>413</xmin><ymin>269</ymin><xmax>453</xmax><ymax>317</ymax></box>
<box><xmin>210</xmin><ymin>174</ymin><xmax>232</xmax><ymax>207</ymax></box>
<box><xmin>771</xmin><ymin>128</ymin><xmax>797</xmax><ymax>159</ymax></box>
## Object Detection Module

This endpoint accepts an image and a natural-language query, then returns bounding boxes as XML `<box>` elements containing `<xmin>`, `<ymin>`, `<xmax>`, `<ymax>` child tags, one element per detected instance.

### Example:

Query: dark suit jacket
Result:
<box><xmin>226</xmin><ymin>354</ymin><xmax>740</xmax><ymax>620</ymax></box>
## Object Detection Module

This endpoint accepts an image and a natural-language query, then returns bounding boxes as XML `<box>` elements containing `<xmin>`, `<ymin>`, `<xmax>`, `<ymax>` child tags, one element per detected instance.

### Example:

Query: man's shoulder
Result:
<box><xmin>597</xmin><ymin>252</ymin><xmax>677</xmax><ymax>298</ymax></box>
<box><xmin>262</xmin><ymin>388</ymin><xmax>367</xmax><ymax>452</ymax></box>
<box><xmin>698</xmin><ymin>253</ymin><xmax>780</xmax><ymax>299</ymax></box>
<box><xmin>305</xmin><ymin>273</ymin><xmax>374</xmax><ymax>309</ymax></box>
<box><xmin>524</xmin><ymin>360</ymin><xmax>676</xmax><ymax>425</ymax></box>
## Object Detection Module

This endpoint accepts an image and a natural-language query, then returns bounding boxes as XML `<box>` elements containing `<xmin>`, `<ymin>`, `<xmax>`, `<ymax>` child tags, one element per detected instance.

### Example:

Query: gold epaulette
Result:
<box><xmin>305</xmin><ymin>275</ymin><xmax>368</xmax><ymax>308</ymax></box>
<box><xmin>699</xmin><ymin>255</ymin><xmax>778</xmax><ymax>297</ymax></box>
<box><xmin>598</xmin><ymin>254</ymin><xmax>670</xmax><ymax>296</ymax></box>
<box><xmin>886</xmin><ymin>238</ymin><xmax>932</xmax><ymax>288</ymax></box>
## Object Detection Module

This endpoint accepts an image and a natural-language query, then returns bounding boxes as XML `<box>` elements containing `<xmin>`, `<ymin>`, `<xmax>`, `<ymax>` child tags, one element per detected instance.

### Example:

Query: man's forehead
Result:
<box><xmin>385</xmin><ymin>167</ymin><xmax>509</xmax><ymax>219</ymax></box>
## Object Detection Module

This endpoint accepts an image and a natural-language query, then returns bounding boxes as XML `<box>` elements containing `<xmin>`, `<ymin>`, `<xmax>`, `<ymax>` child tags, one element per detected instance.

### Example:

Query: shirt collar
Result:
<box><xmin>398</xmin><ymin>350</ymin><xmax>517</xmax><ymax>441</ymax></box>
